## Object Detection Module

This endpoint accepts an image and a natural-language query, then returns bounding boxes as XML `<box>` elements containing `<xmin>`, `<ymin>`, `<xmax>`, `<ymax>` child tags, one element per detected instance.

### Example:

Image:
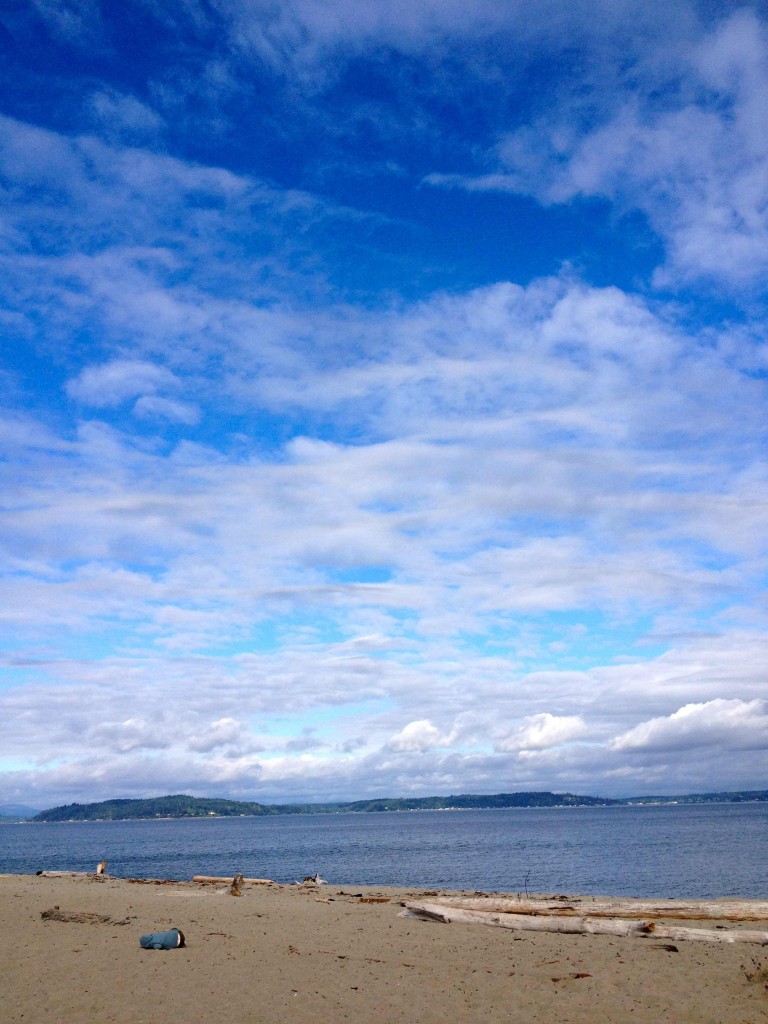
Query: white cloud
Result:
<box><xmin>27</xmin><ymin>0</ymin><xmax>104</xmax><ymax>46</ymax></box>
<box><xmin>89</xmin><ymin>89</ymin><xmax>165</xmax><ymax>143</ymax></box>
<box><xmin>133</xmin><ymin>395</ymin><xmax>200</xmax><ymax>425</ymax></box>
<box><xmin>611</xmin><ymin>699</ymin><xmax>768</xmax><ymax>753</ymax></box>
<box><xmin>1</xmin><ymin>270</ymin><xmax>765</xmax><ymax>658</ymax></box>
<box><xmin>428</xmin><ymin>11</ymin><xmax>768</xmax><ymax>291</ymax></box>
<box><xmin>388</xmin><ymin>719</ymin><xmax>452</xmax><ymax>752</ymax></box>
<box><xmin>85</xmin><ymin>717</ymin><xmax>171</xmax><ymax>754</ymax></box>
<box><xmin>67</xmin><ymin>359</ymin><xmax>180</xmax><ymax>407</ymax></box>
<box><xmin>496</xmin><ymin>713</ymin><xmax>589</xmax><ymax>753</ymax></box>
<box><xmin>1</xmin><ymin>623</ymin><xmax>765</xmax><ymax>805</ymax></box>
<box><xmin>206</xmin><ymin>0</ymin><xmax>696</xmax><ymax>77</ymax></box>
<box><xmin>188</xmin><ymin>717</ymin><xmax>252</xmax><ymax>753</ymax></box>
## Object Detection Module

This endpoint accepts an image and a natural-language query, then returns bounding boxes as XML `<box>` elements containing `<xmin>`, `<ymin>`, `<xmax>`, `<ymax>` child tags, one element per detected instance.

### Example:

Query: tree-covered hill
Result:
<box><xmin>33</xmin><ymin>791</ymin><xmax>615</xmax><ymax>821</ymax></box>
<box><xmin>33</xmin><ymin>795</ymin><xmax>269</xmax><ymax>822</ymax></box>
<box><xmin>31</xmin><ymin>788</ymin><xmax>767</xmax><ymax>822</ymax></box>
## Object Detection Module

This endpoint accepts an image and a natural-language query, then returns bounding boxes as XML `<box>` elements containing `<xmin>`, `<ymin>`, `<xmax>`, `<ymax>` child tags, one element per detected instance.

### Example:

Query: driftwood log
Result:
<box><xmin>402</xmin><ymin>901</ymin><xmax>768</xmax><ymax>944</ymax></box>
<box><xmin>418</xmin><ymin>896</ymin><xmax>768</xmax><ymax>922</ymax></box>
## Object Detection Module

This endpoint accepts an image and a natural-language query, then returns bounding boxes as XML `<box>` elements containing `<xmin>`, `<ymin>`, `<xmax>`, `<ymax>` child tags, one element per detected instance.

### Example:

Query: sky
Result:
<box><xmin>1</xmin><ymin>0</ymin><xmax>767</xmax><ymax>809</ymax></box>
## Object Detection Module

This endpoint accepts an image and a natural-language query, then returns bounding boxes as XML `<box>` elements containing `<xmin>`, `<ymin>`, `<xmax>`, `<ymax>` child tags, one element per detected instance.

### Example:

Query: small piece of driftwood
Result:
<box><xmin>41</xmin><ymin>908</ymin><xmax>132</xmax><ymax>926</ymax></box>
<box><xmin>402</xmin><ymin>902</ymin><xmax>768</xmax><ymax>944</ymax></box>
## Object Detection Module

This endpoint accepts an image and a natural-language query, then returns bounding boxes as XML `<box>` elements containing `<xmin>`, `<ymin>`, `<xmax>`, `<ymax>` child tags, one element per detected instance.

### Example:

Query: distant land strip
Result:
<box><xmin>24</xmin><ymin>789</ymin><xmax>768</xmax><ymax>822</ymax></box>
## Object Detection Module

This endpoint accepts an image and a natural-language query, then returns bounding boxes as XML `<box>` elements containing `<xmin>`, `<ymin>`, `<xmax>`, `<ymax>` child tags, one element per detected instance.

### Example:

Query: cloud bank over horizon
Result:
<box><xmin>0</xmin><ymin>1</ymin><xmax>766</xmax><ymax>807</ymax></box>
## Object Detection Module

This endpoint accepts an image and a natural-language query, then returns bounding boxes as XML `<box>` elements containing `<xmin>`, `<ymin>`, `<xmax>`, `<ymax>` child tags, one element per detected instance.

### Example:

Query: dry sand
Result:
<box><xmin>1</xmin><ymin>872</ymin><xmax>766</xmax><ymax>1023</ymax></box>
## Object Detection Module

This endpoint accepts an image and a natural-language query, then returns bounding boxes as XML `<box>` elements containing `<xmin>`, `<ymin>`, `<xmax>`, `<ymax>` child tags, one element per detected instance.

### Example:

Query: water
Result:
<box><xmin>1</xmin><ymin>803</ymin><xmax>765</xmax><ymax>898</ymax></box>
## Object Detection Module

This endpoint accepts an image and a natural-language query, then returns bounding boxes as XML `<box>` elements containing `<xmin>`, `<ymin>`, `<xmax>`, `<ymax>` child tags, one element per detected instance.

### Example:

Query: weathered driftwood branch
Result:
<box><xmin>420</xmin><ymin>896</ymin><xmax>768</xmax><ymax>922</ymax></box>
<box><xmin>402</xmin><ymin>902</ymin><xmax>768</xmax><ymax>944</ymax></box>
<box><xmin>41</xmin><ymin>908</ymin><xmax>132</xmax><ymax>926</ymax></box>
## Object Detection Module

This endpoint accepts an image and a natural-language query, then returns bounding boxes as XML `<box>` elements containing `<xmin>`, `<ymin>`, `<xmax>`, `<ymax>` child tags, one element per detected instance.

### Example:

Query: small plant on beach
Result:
<box><xmin>740</xmin><ymin>955</ymin><xmax>768</xmax><ymax>990</ymax></box>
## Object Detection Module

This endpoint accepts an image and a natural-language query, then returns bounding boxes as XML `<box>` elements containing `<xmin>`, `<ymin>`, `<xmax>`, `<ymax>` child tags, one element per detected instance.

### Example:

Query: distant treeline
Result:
<box><xmin>623</xmin><ymin>790</ymin><xmax>768</xmax><ymax>805</ymax></box>
<box><xmin>31</xmin><ymin>788</ymin><xmax>768</xmax><ymax>822</ymax></box>
<box><xmin>33</xmin><ymin>795</ymin><xmax>268</xmax><ymax>822</ymax></box>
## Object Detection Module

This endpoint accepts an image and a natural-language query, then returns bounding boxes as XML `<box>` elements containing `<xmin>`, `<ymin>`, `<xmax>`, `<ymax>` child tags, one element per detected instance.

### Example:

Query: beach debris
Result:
<box><xmin>126</xmin><ymin>878</ymin><xmax>181</xmax><ymax>885</ymax></box>
<box><xmin>37</xmin><ymin>871</ymin><xmax>101</xmax><ymax>878</ymax></box>
<box><xmin>192</xmin><ymin>875</ymin><xmax>273</xmax><ymax>885</ymax></box>
<box><xmin>402</xmin><ymin>901</ymin><xmax>768</xmax><ymax>944</ymax></box>
<box><xmin>230</xmin><ymin>873</ymin><xmax>244</xmax><ymax>896</ymax></box>
<box><xmin>139</xmin><ymin>927</ymin><xmax>186</xmax><ymax>949</ymax></box>
<box><xmin>41</xmin><ymin>907</ymin><xmax>132</xmax><ymax>926</ymax></box>
<box><xmin>301</xmin><ymin>872</ymin><xmax>328</xmax><ymax>885</ymax></box>
<box><xmin>740</xmin><ymin>955</ymin><xmax>768</xmax><ymax>988</ymax></box>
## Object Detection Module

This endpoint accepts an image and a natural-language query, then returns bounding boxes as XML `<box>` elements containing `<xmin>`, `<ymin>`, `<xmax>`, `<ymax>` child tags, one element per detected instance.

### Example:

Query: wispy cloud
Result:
<box><xmin>426</xmin><ymin>11</ymin><xmax>768</xmax><ymax>291</ymax></box>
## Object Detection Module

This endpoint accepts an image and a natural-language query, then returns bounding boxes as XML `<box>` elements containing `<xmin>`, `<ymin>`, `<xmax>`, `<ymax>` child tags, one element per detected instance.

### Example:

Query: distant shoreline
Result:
<box><xmin>17</xmin><ymin>788</ymin><xmax>768</xmax><ymax>823</ymax></box>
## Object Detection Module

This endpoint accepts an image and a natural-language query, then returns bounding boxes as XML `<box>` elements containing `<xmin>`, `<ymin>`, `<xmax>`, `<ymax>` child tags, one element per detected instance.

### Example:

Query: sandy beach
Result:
<box><xmin>1</xmin><ymin>872</ymin><xmax>766</xmax><ymax>1023</ymax></box>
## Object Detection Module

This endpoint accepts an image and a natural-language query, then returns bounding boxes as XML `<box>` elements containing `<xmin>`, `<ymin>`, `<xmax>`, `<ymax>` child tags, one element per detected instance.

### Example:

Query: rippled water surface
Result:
<box><xmin>1</xmin><ymin>802</ymin><xmax>765</xmax><ymax>898</ymax></box>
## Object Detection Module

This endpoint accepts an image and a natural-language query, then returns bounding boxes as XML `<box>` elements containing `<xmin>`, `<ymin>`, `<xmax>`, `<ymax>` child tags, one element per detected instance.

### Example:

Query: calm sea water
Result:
<box><xmin>1</xmin><ymin>803</ymin><xmax>765</xmax><ymax>899</ymax></box>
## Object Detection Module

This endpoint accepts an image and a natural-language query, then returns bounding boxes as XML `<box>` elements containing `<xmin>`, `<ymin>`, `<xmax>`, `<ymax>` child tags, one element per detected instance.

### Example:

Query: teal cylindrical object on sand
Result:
<box><xmin>139</xmin><ymin>927</ymin><xmax>185</xmax><ymax>949</ymax></box>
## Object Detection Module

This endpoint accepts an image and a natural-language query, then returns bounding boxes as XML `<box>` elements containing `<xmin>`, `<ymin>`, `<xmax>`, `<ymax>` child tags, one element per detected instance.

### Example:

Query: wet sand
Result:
<box><xmin>1</xmin><ymin>873</ymin><xmax>766</xmax><ymax>1023</ymax></box>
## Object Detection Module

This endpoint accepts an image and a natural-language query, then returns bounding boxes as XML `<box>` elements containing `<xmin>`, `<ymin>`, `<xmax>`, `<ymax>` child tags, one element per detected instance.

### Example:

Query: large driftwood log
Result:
<box><xmin>404</xmin><ymin>903</ymin><xmax>652</xmax><ymax>936</ymax></box>
<box><xmin>420</xmin><ymin>896</ymin><xmax>768</xmax><ymax>922</ymax></box>
<box><xmin>402</xmin><ymin>902</ymin><xmax>768</xmax><ymax>944</ymax></box>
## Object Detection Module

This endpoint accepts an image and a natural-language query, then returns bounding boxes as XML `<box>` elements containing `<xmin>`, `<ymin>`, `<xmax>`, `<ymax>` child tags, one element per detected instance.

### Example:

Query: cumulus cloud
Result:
<box><xmin>496</xmin><ymin>713</ymin><xmax>589</xmax><ymax>753</ymax></box>
<box><xmin>611</xmin><ymin>699</ymin><xmax>768</xmax><ymax>753</ymax></box>
<box><xmin>388</xmin><ymin>720</ymin><xmax>453</xmax><ymax>752</ymax></box>
<box><xmin>1</xmin><ymin>631</ymin><xmax>767</xmax><ymax>803</ymax></box>
<box><xmin>85</xmin><ymin>717</ymin><xmax>171</xmax><ymax>754</ymax></box>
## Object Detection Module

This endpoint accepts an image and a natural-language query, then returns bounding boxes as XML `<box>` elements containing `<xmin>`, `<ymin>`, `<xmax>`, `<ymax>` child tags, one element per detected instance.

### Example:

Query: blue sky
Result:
<box><xmin>1</xmin><ymin>0</ymin><xmax>767</xmax><ymax>808</ymax></box>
